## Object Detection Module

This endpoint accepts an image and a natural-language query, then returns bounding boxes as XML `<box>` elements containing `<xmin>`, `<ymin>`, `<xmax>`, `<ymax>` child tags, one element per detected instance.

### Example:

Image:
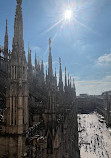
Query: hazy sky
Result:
<box><xmin>0</xmin><ymin>0</ymin><xmax>111</xmax><ymax>95</ymax></box>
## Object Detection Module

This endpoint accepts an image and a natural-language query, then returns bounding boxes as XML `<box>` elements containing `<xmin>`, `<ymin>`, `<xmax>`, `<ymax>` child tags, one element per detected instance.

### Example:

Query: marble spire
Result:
<box><xmin>4</xmin><ymin>19</ymin><xmax>8</xmax><ymax>58</ymax></box>
<box><xmin>12</xmin><ymin>0</ymin><xmax>24</xmax><ymax>52</ymax></box>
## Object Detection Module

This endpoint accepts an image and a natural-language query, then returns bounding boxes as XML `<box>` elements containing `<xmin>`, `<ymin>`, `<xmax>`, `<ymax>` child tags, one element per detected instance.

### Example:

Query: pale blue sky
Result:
<box><xmin>0</xmin><ymin>0</ymin><xmax>111</xmax><ymax>95</ymax></box>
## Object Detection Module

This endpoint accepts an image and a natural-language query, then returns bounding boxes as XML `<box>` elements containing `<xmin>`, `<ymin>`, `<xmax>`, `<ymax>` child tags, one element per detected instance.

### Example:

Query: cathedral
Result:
<box><xmin>0</xmin><ymin>0</ymin><xmax>80</xmax><ymax>157</ymax></box>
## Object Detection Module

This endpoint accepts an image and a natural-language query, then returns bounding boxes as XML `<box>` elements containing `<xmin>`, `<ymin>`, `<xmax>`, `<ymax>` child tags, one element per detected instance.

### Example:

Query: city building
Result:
<box><xmin>102</xmin><ymin>91</ymin><xmax>111</xmax><ymax>126</ymax></box>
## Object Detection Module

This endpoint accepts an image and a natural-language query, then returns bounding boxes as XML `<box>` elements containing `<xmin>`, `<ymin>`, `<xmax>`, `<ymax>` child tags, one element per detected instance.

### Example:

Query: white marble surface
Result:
<box><xmin>78</xmin><ymin>112</ymin><xmax>111</xmax><ymax>158</ymax></box>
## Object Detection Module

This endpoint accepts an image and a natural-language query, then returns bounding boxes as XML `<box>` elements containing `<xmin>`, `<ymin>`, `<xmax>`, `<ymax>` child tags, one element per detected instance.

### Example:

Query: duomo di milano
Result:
<box><xmin>0</xmin><ymin>0</ymin><xmax>80</xmax><ymax>157</ymax></box>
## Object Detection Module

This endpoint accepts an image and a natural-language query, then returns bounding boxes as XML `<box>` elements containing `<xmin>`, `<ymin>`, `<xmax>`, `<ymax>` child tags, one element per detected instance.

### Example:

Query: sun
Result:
<box><xmin>64</xmin><ymin>9</ymin><xmax>72</xmax><ymax>21</ymax></box>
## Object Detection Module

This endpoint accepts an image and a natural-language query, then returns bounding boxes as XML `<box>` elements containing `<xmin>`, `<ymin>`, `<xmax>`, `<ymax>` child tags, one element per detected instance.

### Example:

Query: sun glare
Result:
<box><xmin>64</xmin><ymin>9</ymin><xmax>72</xmax><ymax>21</ymax></box>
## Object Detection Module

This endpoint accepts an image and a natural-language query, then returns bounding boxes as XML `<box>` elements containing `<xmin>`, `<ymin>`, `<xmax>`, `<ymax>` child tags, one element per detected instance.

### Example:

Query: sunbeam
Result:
<box><xmin>42</xmin><ymin>18</ymin><xmax>64</xmax><ymax>35</ymax></box>
<box><xmin>73</xmin><ymin>17</ymin><xmax>100</xmax><ymax>36</ymax></box>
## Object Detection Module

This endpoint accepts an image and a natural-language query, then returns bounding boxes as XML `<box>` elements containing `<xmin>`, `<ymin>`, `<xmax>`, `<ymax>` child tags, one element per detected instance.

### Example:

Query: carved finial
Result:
<box><xmin>55</xmin><ymin>67</ymin><xmax>56</xmax><ymax>77</ymax></box>
<box><xmin>49</xmin><ymin>38</ymin><xmax>51</xmax><ymax>48</ymax></box>
<box><xmin>73</xmin><ymin>78</ymin><xmax>75</xmax><ymax>88</ymax></box>
<box><xmin>6</xmin><ymin>19</ymin><xmax>8</xmax><ymax>34</ymax></box>
<box><xmin>46</xmin><ymin>66</ymin><xmax>47</xmax><ymax>75</ymax></box>
<box><xmin>35</xmin><ymin>50</ymin><xmax>37</xmax><ymax>67</ymax></box>
<box><xmin>59</xmin><ymin>57</ymin><xmax>61</xmax><ymax>65</ymax></box>
<box><xmin>70</xmin><ymin>76</ymin><xmax>72</xmax><ymax>87</ymax></box>
<box><xmin>65</xmin><ymin>66</ymin><xmax>66</xmax><ymax>73</ymax></box>
<box><xmin>38</xmin><ymin>57</ymin><xmax>39</xmax><ymax>65</ymax></box>
<box><xmin>65</xmin><ymin>66</ymin><xmax>67</xmax><ymax>88</ymax></box>
<box><xmin>28</xmin><ymin>42</ymin><xmax>30</xmax><ymax>53</ymax></box>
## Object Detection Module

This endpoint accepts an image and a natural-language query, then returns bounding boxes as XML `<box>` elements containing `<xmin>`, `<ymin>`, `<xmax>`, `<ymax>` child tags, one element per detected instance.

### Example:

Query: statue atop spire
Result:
<box><xmin>59</xmin><ymin>57</ymin><xmax>61</xmax><ymax>65</ymax></box>
<box><xmin>55</xmin><ymin>68</ymin><xmax>56</xmax><ymax>78</ymax></box>
<box><xmin>48</xmin><ymin>38</ymin><xmax>53</xmax><ymax>80</ymax></box>
<box><xmin>70</xmin><ymin>76</ymin><xmax>72</xmax><ymax>88</ymax></box>
<box><xmin>65</xmin><ymin>66</ymin><xmax>67</xmax><ymax>89</ymax></box>
<box><xmin>49</xmin><ymin>38</ymin><xmax>52</xmax><ymax>58</ymax></box>
<box><xmin>46</xmin><ymin>66</ymin><xmax>47</xmax><ymax>75</ymax></box>
<box><xmin>59</xmin><ymin>57</ymin><xmax>63</xmax><ymax>92</ymax></box>
<box><xmin>6</xmin><ymin>19</ymin><xmax>8</xmax><ymax>34</ymax></box>
<box><xmin>73</xmin><ymin>78</ymin><xmax>75</xmax><ymax>89</ymax></box>
<box><xmin>17</xmin><ymin>0</ymin><xmax>22</xmax><ymax>5</ymax></box>
<box><xmin>41</xmin><ymin>56</ymin><xmax>44</xmax><ymax>74</ymax></box>
<box><xmin>35</xmin><ymin>50</ymin><xmax>37</xmax><ymax>68</ymax></box>
<box><xmin>4</xmin><ymin>19</ymin><xmax>8</xmax><ymax>59</ymax></box>
<box><xmin>28</xmin><ymin>45</ymin><xmax>32</xmax><ymax>68</ymax></box>
<box><xmin>49</xmin><ymin>38</ymin><xmax>51</xmax><ymax>50</ymax></box>
<box><xmin>68</xmin><ymin>73</ymin><xmax>69</xmax><ymax>87</ymax></box>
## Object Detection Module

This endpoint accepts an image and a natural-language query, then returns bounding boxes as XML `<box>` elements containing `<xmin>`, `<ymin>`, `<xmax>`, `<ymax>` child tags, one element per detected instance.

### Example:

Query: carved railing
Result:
<box><xmin>25</xmin><ymin>121</ymin><xmax>45</xmax><ymax>139</ymax></box>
